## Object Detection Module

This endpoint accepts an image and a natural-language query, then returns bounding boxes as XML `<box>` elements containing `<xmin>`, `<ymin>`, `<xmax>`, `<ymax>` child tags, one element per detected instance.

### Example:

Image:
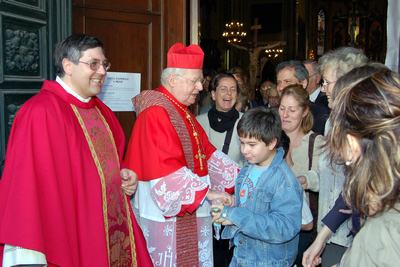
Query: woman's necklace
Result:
<box><xmin>162</xmin><ymin>92</ymin><xmax>206</xmax><ymax>170</ymax></box>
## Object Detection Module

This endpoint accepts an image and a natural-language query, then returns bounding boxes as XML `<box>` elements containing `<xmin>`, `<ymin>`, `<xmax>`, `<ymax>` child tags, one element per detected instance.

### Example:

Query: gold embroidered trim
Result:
<box><xmin>96</xmin><ymin>107</ymin><xmax>137</xmax><ymax>266</ymax></box>
<box><xmin>96</xmin><ymin>107</ymin><xmax>120</xmax><ymax>169</ymax></box>
<box><xmin>71</xmin><ymin>104</ymin><xmax>111</xmax><ymax>263</ymax></box>
<box><xmin>125</xmin><ymin>197</ymin><xmax>137</xmax><ymax>266</ymax></box>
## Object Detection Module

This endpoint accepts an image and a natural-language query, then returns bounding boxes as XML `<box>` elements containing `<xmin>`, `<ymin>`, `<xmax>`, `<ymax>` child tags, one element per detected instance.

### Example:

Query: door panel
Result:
<box><xmin>0</xmin><ymin>0</ymin><xmax>71</xmax><ymax>174</ymax></box>
<box><xmin>72</xmin><ymin>0</ymin><xmax>186</xmax><ymax>144</ymax></box>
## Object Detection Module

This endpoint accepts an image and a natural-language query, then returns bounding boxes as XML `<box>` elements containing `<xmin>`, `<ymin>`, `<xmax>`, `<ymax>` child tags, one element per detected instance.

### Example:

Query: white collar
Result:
<box><xmin>309</xmin><ymin>86</ymin><xmax>321</xmax><ymax>102</ymax></box>
<box><xmin>56</xmin><ymin>76</ymin><xmax>91</xmax><ymax>103</ymax></box>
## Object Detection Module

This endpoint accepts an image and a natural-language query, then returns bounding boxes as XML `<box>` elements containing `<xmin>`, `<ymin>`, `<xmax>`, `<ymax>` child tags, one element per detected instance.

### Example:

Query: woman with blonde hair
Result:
<box><xmin>278</xmin><ymin>84</ymin><xmax>323</xmax><ymax>265</ymax></box>
<box><xmin>279</xmin><ymin>85</ymin><xmax>322</xmax><ymax>196</ymax></box>
<box><xmin>326</xmin><ymin>68</ymin><xmax>400</xmax><ymax>266</ymax></box>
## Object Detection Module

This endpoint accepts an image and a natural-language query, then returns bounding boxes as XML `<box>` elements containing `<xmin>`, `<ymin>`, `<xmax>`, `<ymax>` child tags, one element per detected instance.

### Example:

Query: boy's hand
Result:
<box><xmin>215</xmin><ymin>217</ymin><xmax>233</xmax><ymax>226</ymax></box>
<box><xmin>211</xmin><ymin>199</ymin><xmax>233</xmax><ymax>226</ymax></box>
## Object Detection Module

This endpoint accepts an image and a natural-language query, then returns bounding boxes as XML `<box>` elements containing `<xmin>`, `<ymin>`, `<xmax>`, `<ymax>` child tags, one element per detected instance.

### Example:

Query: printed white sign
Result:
<box><xmin>98</xmin><ymin>72</ymin><xmax>141</xmax><ymax>111</ymax></box>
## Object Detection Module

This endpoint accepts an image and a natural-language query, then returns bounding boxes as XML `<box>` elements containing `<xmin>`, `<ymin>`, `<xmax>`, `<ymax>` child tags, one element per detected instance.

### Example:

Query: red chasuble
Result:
<box><xmin>0</xmin><ymin>81</ymin><xmax>152</xmax><ymax>267</ymax></box>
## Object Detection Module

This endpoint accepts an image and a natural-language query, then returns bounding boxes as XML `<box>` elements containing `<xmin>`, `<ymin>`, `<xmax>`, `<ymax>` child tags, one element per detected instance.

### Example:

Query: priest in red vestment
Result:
<box><xmin>0</xmin><ymin>34</ymin><xmax>152</xmax><ymax>267</ymax></box>
<box><xmin>125</xmin><ymin>43</ymin><xmax>239</xmax><ymax>267</ymax></box>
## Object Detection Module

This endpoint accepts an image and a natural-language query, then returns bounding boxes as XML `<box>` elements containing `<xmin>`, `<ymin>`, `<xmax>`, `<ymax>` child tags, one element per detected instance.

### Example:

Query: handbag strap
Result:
<box><xmin>308</xmin><ymin>132</ymin><xmax>319</xmax><ymax>170</ymax></box>
<box><xmin>308</xmin><ymin>132</ymin><xmax>320</xmax><ymax>229</ymax></box>
<box><xmin>222</xmin><ymin>127</ymin><xmax>234</xmax><ymax>154</ymax></box>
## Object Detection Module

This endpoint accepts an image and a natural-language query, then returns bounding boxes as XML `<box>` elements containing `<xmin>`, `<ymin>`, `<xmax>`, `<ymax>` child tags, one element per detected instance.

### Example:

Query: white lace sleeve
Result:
<box><xmin>207</xmin><ymin>150</ymin><xmax>239</xmax><ymax>192</ymax></box>
<box><xmin>2</xmin><ymin>245</ymin><xmax>47</xmax><ymax>267</ymax></box>
<box><xmin>150</xmin><ymin>166</ymin><xmax>209</xmax><ymax>217</ymax></box>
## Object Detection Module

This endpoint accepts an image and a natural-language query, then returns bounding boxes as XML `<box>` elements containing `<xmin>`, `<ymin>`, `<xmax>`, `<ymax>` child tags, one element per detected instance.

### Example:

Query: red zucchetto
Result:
<box><xmin>167</xmin><ymin>43</ymin><xmax>204</xmax><ymax>69</ymax></box>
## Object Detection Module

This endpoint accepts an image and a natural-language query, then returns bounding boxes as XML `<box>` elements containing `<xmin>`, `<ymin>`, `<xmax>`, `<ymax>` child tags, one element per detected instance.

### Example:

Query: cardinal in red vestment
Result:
<box><xmin>0</xmin><ymin>34</ymin><xmax>152</xmax><ymax>267</ymax></box>
<box><xmin>125</xmin><ymin>43</ymin><xmax>239</xmax><ymax>267</ymax></box>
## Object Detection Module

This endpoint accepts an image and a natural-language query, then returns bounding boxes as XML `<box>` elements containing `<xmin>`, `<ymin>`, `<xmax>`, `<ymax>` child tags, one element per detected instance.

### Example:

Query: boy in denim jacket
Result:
<box><xmin>212</xmin><ymin>107</ymin><xmax>303</xmax><ymax>266</ymax></box>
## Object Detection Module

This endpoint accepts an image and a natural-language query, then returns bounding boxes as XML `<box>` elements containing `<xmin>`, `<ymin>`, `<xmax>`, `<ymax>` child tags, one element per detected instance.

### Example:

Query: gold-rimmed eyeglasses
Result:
<box><xmin>176</xmin><ymin>75</ymin><xmax>205</xmax><ymax>86</ymax></box>
<box><xmin>322</xmin><ymin>78</ymin><xmax>336</xmax><ymax>87</ymax></box>
<box><xmin>78</xmin><ymin>60</ymin><xmax>111</xmax><ymax>72</ymax></box>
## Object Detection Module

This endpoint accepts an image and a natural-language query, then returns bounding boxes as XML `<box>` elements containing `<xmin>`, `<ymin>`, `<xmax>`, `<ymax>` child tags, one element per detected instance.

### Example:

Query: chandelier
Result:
<box><xmin>222</xmin><ymin>21</ymin><xmax>247</xmax><ymax>43</ymax></box>
<box><xmin>265</xmin><ymin>48</ymin><xmax>284</xmax><ymax>58</ymax></box>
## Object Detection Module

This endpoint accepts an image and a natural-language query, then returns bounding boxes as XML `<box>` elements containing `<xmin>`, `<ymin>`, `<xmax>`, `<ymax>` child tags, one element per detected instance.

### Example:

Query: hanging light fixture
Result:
<box><xmin>222</xmin><ymin>21</ymin><xmax>247</xmax><ymax>43</ymax></box>
<box><xmin>265</xmin><ymin>48</ymin><xmax>284</xmax><ymax>58</ymax></box>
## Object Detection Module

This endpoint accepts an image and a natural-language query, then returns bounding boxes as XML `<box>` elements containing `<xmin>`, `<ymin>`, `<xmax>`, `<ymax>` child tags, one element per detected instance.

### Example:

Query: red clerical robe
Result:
<box><xmin>125</xmin><ymin>86</ymin><xmax>238</xmax><ymax>267</ymax></box>
<box><xmin>128</xmin><ymin>87</ymin><xmax>216</xmax><ymax>181</ymax></box>
<box><xmin>0</xmin><ymin>80</ymin><xmax>152</xmax><ymax>267</ymax></box>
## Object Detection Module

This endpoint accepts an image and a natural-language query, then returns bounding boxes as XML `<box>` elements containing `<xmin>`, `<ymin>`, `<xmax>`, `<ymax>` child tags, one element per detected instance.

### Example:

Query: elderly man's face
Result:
<box><xmin>276</xmin><ymin>67</ymin><xmax>301</xmax><ymax>94</ymax></box>
<box><xmin>304</xmin><ymin>63</ymin><xmax>321</xmax><ymax>94</ymax></box>
<box><xmin>170</xmin><ymin>69</ymin><xmax>204</xmax><ymax>106</ymax></box>
<box><xmin>321</xmin><ymin>67</ymin><xmax>337</xmax><ymax>109</ymax></box>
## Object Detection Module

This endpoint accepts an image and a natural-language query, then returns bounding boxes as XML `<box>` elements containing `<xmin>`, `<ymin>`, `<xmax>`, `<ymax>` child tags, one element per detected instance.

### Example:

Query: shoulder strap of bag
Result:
<box><xmin>308</xmin><ymin>132</ymin><xmax>319</xmax><ymax>170</ymax></box>
<box><xmin>222</xmin><ymin>127</ymin><xmax>234</xmax><ymax>154</ymax></box>
<box><xmin>308</xmin><ymin>132</ymin><xmax>320</xmax><ymax>231</ymax></box>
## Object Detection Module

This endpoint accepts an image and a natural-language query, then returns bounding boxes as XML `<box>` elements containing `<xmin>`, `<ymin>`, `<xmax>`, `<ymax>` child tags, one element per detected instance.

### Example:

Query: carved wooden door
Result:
<box><xmin>0</xmin><ymin>0</ymin><xmax>71</xmax><ymax>174</ymax></box>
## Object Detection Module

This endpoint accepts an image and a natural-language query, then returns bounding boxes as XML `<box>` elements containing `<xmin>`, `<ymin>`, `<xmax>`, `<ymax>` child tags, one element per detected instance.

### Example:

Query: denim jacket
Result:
<box><xmin>221</xmin><ymin>148</ymin><xmax>303</xmax><ymax>267</ymax></box>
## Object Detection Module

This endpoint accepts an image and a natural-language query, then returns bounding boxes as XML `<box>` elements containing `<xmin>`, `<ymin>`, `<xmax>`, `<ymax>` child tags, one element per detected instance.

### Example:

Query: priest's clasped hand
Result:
<box><xmin>206</xmin><ymin>190</ymin><xmax>234</xmax><ymax>206</ymax></box>
<box><xmin>120</xmin><ymin>168</ymin><xmax>138</xmax><ymax>196</ymax></box>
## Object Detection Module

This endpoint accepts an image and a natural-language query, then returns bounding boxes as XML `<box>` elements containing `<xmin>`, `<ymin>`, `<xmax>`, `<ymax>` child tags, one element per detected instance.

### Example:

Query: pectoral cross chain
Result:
<box><xmin>195</xmin><ymin>149</ymin><xmax>206</xmax><ymax>170</ymax></box>
<box><xmin>161</xmin><ymin>92</ymin><xmax>206</xmax><ymax>171</ymax></box>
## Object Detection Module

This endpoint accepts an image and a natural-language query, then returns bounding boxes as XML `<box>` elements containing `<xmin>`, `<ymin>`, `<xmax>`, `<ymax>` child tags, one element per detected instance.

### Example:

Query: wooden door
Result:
<box><xmin>72</xmin><ymin>0</ymin><xmax>188</xmax><ymax>141</ymax></box>
<box><xmin>0</xmin><ymin>0</ymin><xmax>71</xmax><ymax>173</ymax></box>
